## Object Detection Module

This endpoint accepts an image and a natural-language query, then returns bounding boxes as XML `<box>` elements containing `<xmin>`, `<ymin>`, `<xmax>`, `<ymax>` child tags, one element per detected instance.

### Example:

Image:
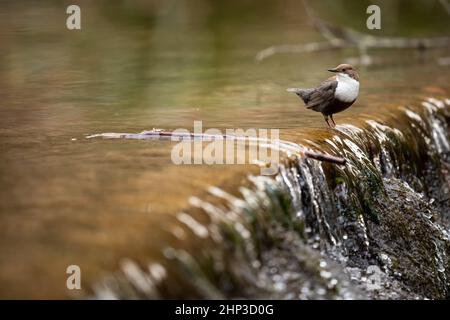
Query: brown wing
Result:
<box><xmin>305</xmin><ymin>78</ymin><xmax>338</xmax><ymax>112</ymax></box>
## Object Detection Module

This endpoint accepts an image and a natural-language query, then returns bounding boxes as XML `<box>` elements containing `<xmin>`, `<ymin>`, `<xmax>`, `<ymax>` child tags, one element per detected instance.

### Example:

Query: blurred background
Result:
<box><xmin>0</xmin><ymin>0</ymin><xmax>449</xmax><ymax>298</ymax></box>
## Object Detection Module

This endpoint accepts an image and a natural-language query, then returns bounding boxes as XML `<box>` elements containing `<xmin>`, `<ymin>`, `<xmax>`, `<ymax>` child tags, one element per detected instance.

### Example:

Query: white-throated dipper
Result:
<box><xmin>287</xmin><ymin>64</ymin><xmax>359</xmax><ymax>127</ymax></box>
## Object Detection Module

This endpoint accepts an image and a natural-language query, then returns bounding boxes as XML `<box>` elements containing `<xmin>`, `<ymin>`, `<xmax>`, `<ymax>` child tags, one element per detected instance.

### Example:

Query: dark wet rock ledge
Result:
<box><xmin>92</xmin><ymin>98</ymin><xmax>450</xmax><ymax>300</ymax></box>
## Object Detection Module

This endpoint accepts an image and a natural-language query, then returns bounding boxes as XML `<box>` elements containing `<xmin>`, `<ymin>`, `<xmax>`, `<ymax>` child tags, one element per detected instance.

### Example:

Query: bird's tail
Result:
<box><xmin>287</xmin><ymin>88</ymin><xmax>313</xmax><ymax>104</ymax></box>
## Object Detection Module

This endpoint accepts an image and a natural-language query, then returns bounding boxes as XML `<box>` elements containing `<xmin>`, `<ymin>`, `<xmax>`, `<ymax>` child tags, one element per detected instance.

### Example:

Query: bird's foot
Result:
<box><xmin>325</xmin><ymin>119</ymin><xmax>336</xmax><ymax>128</ymax></box>
<box><xmin>330</xmin><ymin>116</ymin><xmax>336</xmax><ymax>127</ymax></box>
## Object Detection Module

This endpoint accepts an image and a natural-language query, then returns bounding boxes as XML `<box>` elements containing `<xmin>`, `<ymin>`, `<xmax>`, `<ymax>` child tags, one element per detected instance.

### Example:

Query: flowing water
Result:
<box><xmin>0</xmin><ymin>0</ymin><xmax>449</xmax><ymax>299</ymax></box>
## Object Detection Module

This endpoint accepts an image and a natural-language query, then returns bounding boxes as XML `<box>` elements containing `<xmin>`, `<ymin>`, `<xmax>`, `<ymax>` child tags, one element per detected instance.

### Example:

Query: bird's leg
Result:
<box><xmin>324</xmin><ymin>115</ymin><xmax>331</xmax><ymax>128</ymax></box>
<box><xmin>330</xmin><ymin>115</ymin><xmax>336</xmax><ymax>127</ymax></box>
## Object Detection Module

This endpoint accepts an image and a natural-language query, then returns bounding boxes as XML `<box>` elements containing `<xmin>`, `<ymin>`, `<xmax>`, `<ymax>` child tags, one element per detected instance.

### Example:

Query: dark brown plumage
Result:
<box><xmin>287</xmin><ymin>64</ymin><xmax>360</xmax><ymax>127</ymax></box>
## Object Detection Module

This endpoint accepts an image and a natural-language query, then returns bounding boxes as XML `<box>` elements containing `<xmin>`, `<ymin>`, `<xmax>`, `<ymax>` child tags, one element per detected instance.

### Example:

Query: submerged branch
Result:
<box><xmin>255</xmin><ymin>0</ymin><xmax>450</xmax><ymax>63</ymax></box>
<box><xmin>87</xmin><ymin>129</ymin><xmax>347</xmax><ymax>165</ymax></box>
<box><xmin>256</xmin><ymin>40</ymin><xmax>347</xmax><ymax>62</ymax></box>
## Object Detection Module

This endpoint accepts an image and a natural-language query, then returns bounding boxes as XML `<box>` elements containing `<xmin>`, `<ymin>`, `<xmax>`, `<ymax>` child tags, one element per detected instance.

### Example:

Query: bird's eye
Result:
<box><xmin>342</xmin><ymin>68</ymin><xmax>346</xmax><ymax>72</ymax></box>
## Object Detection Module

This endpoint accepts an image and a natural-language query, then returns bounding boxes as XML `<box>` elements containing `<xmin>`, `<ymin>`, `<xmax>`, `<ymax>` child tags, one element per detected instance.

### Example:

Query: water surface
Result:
<box><xmin>0</xmin><ymin>0</ymin><xmax>449</xmax><ymax>298</ymax></box>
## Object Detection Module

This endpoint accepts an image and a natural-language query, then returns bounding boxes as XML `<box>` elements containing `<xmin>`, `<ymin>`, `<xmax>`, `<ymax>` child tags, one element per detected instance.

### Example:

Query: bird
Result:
<box><xmin>287</xmin><ymin>64</ymin><xmax>359</xmax><ymax>127</ymax></box>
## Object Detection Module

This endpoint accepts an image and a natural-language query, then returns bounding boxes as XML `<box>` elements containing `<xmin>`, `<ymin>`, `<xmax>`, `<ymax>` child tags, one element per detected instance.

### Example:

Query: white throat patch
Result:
<box><xmin>335</xmin><ymin>73</ymin><xmax>359</xmax><ymax>103</ymax></box>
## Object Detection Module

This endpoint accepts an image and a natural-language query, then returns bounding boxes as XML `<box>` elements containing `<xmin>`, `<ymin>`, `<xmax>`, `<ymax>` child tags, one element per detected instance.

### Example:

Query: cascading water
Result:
<box><xmin>91</xmin><ymin>98</ymin><xmax>450</xmax><ymax>300</ymax></box>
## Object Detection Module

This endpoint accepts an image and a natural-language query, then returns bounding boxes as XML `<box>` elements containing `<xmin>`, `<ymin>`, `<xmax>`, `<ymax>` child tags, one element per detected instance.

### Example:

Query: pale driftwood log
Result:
<box><xmin>87</xmin><ymin>129</ymin><xmax>347</xmax><ymax>165</ymax></box>
<box><xmin>256</xmin><ymin>0</ymin><xmax>450</xmax><ymax>64</ymax></box>
<box><xmin>439</xmin><ymin>0</ymin><xmax>450</xmax><ymax>16</ymax></box>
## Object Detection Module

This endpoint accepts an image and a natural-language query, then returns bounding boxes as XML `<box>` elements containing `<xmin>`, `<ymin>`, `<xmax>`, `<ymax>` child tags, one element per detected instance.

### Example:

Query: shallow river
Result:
<box><xmin>0</xmin><ymin>0</ymin><xmax>449</xmax><ymax>298</ymax></box>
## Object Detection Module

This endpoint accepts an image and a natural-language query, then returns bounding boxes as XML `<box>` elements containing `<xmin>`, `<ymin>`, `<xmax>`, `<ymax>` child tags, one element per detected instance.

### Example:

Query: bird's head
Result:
<box><xmin>328</xmin><ymin>64</ymin><xmax>359</xmax><ymax>81</ymax></box>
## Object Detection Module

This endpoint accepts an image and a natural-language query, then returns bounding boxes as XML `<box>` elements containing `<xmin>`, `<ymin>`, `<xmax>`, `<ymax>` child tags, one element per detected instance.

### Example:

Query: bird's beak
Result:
<box><xmin>327</xmin><ymin>68</ymin><xmax>338</xmax><ymax>73</ymax></box>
